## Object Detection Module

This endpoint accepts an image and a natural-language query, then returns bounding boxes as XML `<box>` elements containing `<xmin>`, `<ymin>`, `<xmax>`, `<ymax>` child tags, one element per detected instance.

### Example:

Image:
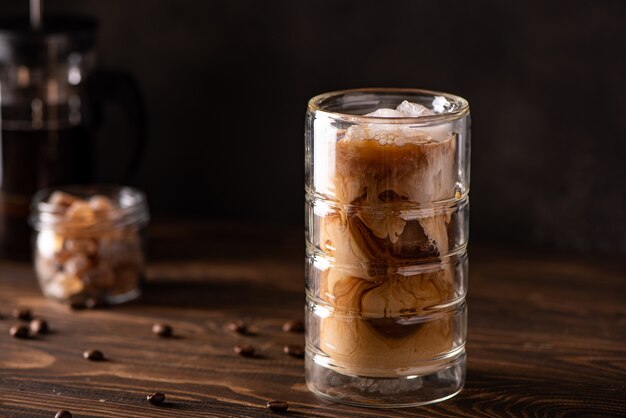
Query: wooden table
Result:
<box><xmin>1</xmin><ymin>221</ymin><xmax>625</xmax><ymax>417</ymax></box>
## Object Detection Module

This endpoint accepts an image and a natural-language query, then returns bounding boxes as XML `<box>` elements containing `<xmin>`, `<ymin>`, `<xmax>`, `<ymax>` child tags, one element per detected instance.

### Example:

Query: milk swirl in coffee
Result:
<box><xmin>312</xmin><ymin>99</ymin><xmax>464</xmax><ymax>376</ymax></box>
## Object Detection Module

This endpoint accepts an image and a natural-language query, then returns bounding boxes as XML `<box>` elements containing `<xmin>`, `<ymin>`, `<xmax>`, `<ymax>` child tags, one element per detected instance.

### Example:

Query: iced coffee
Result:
<box><xmin>305</xmin><ymin>89</ymin><xmax>470</xmax><ymax>406</ymax></box>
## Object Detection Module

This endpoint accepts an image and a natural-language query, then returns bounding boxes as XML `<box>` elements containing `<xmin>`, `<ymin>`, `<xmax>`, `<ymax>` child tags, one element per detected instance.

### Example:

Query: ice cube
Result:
<box><xmin>395</xmin><ymin>100</ymin><xmax>434</xmax><ymax>117</ymax></box>
<box><xmin>343</xmin><ymin>100</ymin><xmax>453</xmax><ymax>144</ymax></box>
<box><xmin>364</xmin><ymin>101</ymin><xmax>435</xmax><ymax>118</ymax></box>
<box><xmin>365</xmin><ymin>108</ymin><xmax>406</xmax><ymax>117</ymax></box>
<box><xmin>432</xmin><ymin>96</ymin><xmax>450</xmax><ymax>113</ymax></box>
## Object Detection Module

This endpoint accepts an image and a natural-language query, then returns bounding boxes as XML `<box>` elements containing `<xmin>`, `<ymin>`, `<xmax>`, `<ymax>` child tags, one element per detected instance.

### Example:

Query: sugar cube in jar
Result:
<box><xmin>30</xmin><ymin>186</ymin><xmax>149</xmax><ymax>307</ymax></box>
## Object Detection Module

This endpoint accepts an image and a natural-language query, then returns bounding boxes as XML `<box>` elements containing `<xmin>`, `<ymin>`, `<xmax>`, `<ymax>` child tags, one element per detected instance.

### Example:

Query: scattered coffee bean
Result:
<box><xmin>226</xmin><ymin>320</ymin><xmax>247</xmax><ymax>334</ymax></box>
<box><xmin>147</xmin><ymin>392</ymin><xmax>166</xmax><ymax>405</ymax></box>
<box><xmin>283</xmin><ymin>344</ymin><xmax>305</xmax><ymax>359</ymax></box>
<box><xmin>30</xmin><ymin>318</ymin><xmax>49</xmax><ymax>335</ymax></box>
<box><xmin>234</xmin><ymin>343</ymin><xmax>255</xmax><ymax>357</ymax></box>
<box><xmin>152</xmin><ymin>323</ymin><xmax>173</xmax><ymax>337</ymax></box>
<box><xmin>83</xmin><ymin>349</ymin><xmax>105</xmax><ymax>361</ymax></box>
<box><xmin>12</xmin><ymin>307</ymin><xmax>32</xmax><ymax>321</ymax></box>
<box><xmin>9</xmin><ymin>324</ymin><xmax>29</xmax><ymax>339</ymax></box>
<box><xmin>55</xmin><ymin>411</ymin><xmax>73</xmax><ymax>418</ymax></box>
<box><xmin>267</xmin><ymin>400</ymin><xmax>289</xmax><ymax>412</ymax></box>
<box><xmin>282</xmin><ymin>319</ymin><xmax>304</xmax><ymax>333</ymax></box>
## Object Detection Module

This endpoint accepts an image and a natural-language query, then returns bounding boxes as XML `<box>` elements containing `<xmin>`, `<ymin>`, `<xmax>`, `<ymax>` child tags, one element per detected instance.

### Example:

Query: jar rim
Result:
<box><xmin>30</xmin><ymin>184</ymin><xmax>149</xmax><ymax>231</ymax></box>
<box><xmin>308</xmin><ymin>87</ymin><xmax>469</xmax><ymax>125</ymax></box>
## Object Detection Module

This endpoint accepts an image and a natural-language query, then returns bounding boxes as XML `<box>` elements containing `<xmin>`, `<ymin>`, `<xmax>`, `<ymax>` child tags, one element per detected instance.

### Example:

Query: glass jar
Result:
<box><xmin>30</xmin><ymin>185</ymin><xmax>149</xmax><ymax>307</ymax></box>
<box><xmin>304</xmin><ymin>88</ymin><xmax>470</xmax><ymax>407</ymax></box>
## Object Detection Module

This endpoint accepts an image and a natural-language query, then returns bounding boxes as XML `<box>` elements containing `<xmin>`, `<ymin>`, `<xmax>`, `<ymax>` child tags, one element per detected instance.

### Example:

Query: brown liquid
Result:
<box><xmin>365</xmin><ymin>317</ymin><xmax>426</xmax><ymax>339</ymax></box>
<box><xmin>318</xmin><ymin>133</ymin><xmax>458</xmax><ymax>374</ymax></box>
<box><xmin>0</xmin><ymin>126</ymin><xmax>92</xmax><ymax>259</ymax></box>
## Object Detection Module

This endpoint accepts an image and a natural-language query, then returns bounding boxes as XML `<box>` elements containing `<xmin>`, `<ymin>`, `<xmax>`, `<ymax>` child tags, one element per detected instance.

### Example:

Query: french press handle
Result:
<box><xmin>84</xmin><ymin>70</ymin><xmax>148</xmax><ymax>182</ymax></box>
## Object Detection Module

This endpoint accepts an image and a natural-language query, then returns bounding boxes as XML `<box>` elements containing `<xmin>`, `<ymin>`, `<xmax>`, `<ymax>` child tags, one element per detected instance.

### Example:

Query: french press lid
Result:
<box><xmin>0</xmin><ymin>16</ymin><xmax>97</xmax><ymax>65</ymax></box>
<box><xmin>0</xmin><ymin>16</ymin><xmax>98</xmax><ymax>128</ymax></box>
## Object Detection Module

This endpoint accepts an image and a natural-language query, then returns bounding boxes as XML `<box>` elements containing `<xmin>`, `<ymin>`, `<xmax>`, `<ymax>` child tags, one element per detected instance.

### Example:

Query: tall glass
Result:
<box><xmin>304</xmin><ymin>88</ymin><xmax>470</xmax><ymax>407</ymax></box>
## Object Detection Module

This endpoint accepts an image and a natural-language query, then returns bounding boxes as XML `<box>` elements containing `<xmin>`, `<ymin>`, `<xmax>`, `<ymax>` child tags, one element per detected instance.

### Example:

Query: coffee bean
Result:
<box><xmin>9</xmin><ymin>324</ymin><xmax>29</xmax><ymax>339</ymax></box>
<box><xmin>226</xmin><ymin>320</ymin><xmax>247</xmax><ymax>334</ymax></box>
<box><xmin>234</xmin><ymin>343</ymin><xmax>255</xmax><ymax>357</ymax></box>
<box><xmin>152</xmin><ymin>323</ymin><xmax>173</xmax><ymax>337</ymax></box>
<box><xmin>282</xmin><ymin>319</ymin><xmax>304</xmax><ymax>333</ymax></box>
<box><xmin>147</xmin><ymin>392</ymin><xmax>166</xmax><ymax>405</ymax></box>
<box><xmin>30</xmin><ymin>318</ymin><xmax>49</xmax><ymax>335</ymax></box>
<box><xmin>266</xmin><ymin>400</ymin><xmax>289</xmax><ymax>412</ymax></box>
<box><xmin>283</xmin><ymin>344</ymin><xmax>305</xmax><ymax>359</ymax></box>
<box><xmin>83</xmin><ymin>349</ymin><xmax>105</xmax><ymax>361</ymax></box>
<box><xmin>55</xmin><ymin>410</ymin><xmax>73</xmax><ymax>418</ymax></box>
<box><xmin>12</xmin><ymin>307</ymin><xmax>32</xmax><ymax>321</ymax></box>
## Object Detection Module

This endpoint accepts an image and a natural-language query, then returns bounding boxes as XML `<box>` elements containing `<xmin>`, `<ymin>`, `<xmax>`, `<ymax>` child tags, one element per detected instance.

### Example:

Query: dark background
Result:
<box><xmin>2</xmin><ymin>0</ymin><xmax>625</xmax><ymax>255</ymax></box>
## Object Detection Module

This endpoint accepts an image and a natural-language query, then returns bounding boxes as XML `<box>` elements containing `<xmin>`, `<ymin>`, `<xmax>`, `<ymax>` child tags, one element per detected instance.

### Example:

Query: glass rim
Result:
<box><xmin>29</xmin><ymin>184</ymin><xmax>149</xmax><ymax>231</ymax></box>
<box><xmin>307</xmin><ymin>87</ymin><xmax>469</xmax><ymax>124</ymax></box>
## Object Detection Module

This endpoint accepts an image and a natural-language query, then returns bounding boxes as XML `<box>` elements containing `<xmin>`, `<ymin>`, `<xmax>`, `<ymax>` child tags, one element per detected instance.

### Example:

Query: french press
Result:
<box><xmin>0</xmin><ymin>2</ymin><xmax>146</xmax><ymax>259</ymax></box>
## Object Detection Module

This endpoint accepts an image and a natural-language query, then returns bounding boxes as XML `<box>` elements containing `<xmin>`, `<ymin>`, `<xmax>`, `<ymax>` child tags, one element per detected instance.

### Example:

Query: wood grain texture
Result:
<box><xmin>1</xmin><ymin>220</ymin><xmax>625</xmax><ymax>417</ymax></box>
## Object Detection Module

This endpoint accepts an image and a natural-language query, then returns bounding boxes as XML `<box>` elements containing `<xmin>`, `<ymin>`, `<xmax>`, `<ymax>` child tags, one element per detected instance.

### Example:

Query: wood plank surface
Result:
<box><xmin>1</xmin><ymin>220</ymin><xmax>625</xmax><ymax>417</ymax></box>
